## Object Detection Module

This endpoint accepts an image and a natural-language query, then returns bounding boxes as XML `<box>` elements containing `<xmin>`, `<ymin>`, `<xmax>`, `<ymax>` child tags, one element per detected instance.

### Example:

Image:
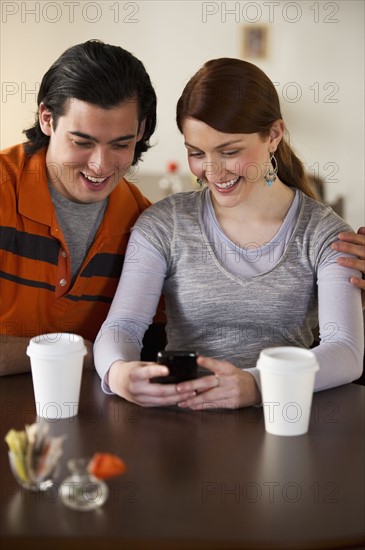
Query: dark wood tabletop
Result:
<box><xmin>1</xmin><ymin>370</ymin><xmax>364</xmax><ymax>550</ymax></box>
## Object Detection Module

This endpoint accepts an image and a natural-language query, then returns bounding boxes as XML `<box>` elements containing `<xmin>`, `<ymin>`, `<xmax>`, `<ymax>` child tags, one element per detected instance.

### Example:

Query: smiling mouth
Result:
<box><xmin>81</xmin><ymin>172</ymin><xmax>109</xmax><ymax>185</ymax></box>
<box><xmin>215</xmin><ymin>176</ymin><xmax>240</xmax><ymax>190</ymax></box>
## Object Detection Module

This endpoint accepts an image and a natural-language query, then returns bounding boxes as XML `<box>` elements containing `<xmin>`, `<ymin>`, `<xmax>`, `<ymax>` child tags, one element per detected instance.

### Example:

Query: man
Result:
<box><xmin>0</xmin><ymin>39</ymin><xmax>163</xmax><ymax>375</ymax></box>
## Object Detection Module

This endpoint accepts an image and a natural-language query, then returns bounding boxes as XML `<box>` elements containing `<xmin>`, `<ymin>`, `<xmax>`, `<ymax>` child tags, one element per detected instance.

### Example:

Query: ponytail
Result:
<box><xmin>276</xmin><ymin>135</ymin><xmax>316</xmax><ymax>199</ymax></box>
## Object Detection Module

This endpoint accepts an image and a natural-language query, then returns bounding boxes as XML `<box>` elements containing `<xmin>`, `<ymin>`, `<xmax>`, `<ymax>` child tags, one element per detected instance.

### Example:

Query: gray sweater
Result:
<box><xmin>94</xmin><ymin>189</ymin><xmax>364</xmax><ymax>393</ymax></box>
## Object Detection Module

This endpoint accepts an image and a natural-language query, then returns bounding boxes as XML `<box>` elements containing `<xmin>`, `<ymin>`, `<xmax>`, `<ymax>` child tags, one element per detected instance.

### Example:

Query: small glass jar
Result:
<box><xmin>60</xmin><ymin>457</ymin><xmax>109</xmax><ymax>511</ymax></box>
<box><xmin>8</xmin><ymin>451</ymin><xmax>55</xmax><ymax>492</ymax></box>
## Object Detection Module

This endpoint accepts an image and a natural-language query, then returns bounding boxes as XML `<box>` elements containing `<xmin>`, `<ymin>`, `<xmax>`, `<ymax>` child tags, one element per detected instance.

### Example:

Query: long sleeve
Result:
<box><xmin>93</xmin><ymin>229</ymin><xmax>167</xmax><ymax>392</ymax></box>
<box><xmin>311</xmin><ymin>260</ymin><xmax>364</xmax><ymax>390</ymax></box>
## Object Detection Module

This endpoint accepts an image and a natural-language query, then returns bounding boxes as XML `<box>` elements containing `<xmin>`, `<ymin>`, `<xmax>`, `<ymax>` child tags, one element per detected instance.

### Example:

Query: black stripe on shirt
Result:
<box><xmin>0</xmin><ymin>227</ymin><xmax>59</xmax><ymax>264</ymax></box>
<box><xmin>65</xmin><ymin>293</ymin><xmax>112</xmax><ymax>303</ymax></box>
<box><xmin>0</xmin><ymin>271</ymin><xmax>112</xmax><ymax>303</ymax></box>
<box><xmin>0</xmin><ymin>270</ymin><xmax>55</xmax><ymax>292</ymax></box>
<box><xmin>80</xmin><ymin>253</ymin><xmax>124</xmax><ymax>278</ymax></box>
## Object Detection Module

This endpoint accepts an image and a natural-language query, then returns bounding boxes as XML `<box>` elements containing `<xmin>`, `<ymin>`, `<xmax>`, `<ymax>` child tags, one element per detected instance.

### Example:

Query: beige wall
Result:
<box><xmin>1</xmin><ymin>1</ymin><xmax>364</xmax><ymax>227</ymax></box>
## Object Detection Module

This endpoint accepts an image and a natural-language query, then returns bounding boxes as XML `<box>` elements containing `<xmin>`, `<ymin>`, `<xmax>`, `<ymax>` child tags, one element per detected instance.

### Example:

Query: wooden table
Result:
<box><xmin>1</xmin><ymin>371</ymin><xmax>364</xmax><ymax>549</ymax></box>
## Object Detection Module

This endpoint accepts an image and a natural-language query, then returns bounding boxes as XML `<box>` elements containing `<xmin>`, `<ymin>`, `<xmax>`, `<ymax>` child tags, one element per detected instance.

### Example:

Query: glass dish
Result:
<box><xmin>8</xmin><ymin>451</ymin><xmax>56</xmax><ymax>492</ymax></box>
<box><xmin>60</xmin><ymin>457</ymin><xmax>109</xmax><ymax>511</ymax></box>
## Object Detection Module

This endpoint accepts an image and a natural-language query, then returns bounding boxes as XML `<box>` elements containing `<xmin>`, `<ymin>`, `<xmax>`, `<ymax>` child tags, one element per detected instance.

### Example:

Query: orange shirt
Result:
<box><xmin>0</xmin><ymin>144</ymin><xmax>152</xmax><ymax>342</ymax></box>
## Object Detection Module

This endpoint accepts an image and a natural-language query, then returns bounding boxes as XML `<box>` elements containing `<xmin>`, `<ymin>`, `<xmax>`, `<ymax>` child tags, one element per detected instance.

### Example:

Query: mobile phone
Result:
<box><xmin>151</xmin><ymin>350</ymin><xmax>198</xmax><ymax>384</ymax></box>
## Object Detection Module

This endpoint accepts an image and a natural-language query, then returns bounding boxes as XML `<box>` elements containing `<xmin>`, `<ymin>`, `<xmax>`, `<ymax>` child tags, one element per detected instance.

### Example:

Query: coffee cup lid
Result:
<box><xmin>27</xmin><ymin>333</ymin><xmax>86</xmax><ymax>358</ymax></box>
<box><xmin>257</xmin><ymin>346</ymin><xmax>319</xmax><ymax>372</ymax></box>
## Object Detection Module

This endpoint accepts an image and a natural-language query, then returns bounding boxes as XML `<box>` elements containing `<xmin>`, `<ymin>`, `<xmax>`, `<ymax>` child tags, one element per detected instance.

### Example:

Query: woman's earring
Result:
<box><xmin>197</xmin><ymin>178</ymin><xmax>203</xmax><ymax>188</ymax></box>
<box><xmin>264</xmin><ymin>153</ymin><xmax>278</xmax><ymax>187</ymax></box>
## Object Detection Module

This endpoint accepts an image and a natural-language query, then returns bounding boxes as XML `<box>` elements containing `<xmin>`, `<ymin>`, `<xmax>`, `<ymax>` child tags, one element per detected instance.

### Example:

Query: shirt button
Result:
<box><xmin>61</xmin><ymin>251</ymin><xmax>67</xmax><ymax>258</ymax></box>
<box><xmin>59</xmin><ymin>279</ymin><xmax>67</xmax><ymax>287</ymax></box>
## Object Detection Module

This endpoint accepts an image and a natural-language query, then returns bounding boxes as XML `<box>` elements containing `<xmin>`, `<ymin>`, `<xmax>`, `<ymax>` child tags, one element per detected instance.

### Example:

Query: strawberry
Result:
<box><xmin>88</xmin><ymin>453</ymin><xmax>127</xmax><ymax>480</ymax></box>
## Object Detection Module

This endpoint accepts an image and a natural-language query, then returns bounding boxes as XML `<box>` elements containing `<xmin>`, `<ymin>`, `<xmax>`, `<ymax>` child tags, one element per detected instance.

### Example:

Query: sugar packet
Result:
<box><xmin>5</xmin><ymin>422</ymin><xmax>65</xmax><ymax>484</ymax></box>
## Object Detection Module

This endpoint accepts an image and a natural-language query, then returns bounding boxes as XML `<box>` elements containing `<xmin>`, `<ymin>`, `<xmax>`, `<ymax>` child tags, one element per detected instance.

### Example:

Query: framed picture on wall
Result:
<box><xmin>242</xmin><ymin>25</ymin><xmax>268</xmax><ymax>59</ymax></box>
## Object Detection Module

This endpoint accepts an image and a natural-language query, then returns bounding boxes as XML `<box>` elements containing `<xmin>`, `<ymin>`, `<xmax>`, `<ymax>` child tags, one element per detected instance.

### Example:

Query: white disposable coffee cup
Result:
<box><xmin>257</xmin><ymin>347</ymin><xmax>319</xmax><ymax>436</ymax></box>
<box><xmin>27</xmin><ymin>333</ymin><xmax>87</xmax><ymax>420</ymax></box>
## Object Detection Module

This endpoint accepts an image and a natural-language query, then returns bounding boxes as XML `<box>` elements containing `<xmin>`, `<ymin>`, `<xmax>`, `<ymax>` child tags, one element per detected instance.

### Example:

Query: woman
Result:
<box><xmin>94</xmin><ymin>58</ymin><xmax>364</xmax><ymax>408</ymax></box>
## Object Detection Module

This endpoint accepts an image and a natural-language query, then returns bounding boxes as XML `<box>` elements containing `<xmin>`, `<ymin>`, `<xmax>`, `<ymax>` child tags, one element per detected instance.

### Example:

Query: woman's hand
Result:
<box><xmin>108</xmin><ymin>360</ymin><xmax>197</xmax><ymax>407</ymax></box>
<box><xmin>175</xmin><ymin>356</ymin><xmax>261</xmax><ymax>410</ymax></box>
<box><xmin>332</xmin><ymin>227</ymin><xmax>365</xmax><ymax>307</ymax></box>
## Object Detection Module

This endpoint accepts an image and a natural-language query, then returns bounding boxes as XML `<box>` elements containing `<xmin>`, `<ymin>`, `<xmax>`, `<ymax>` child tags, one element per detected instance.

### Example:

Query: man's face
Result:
<box><xmin>40</xmin><ymin>98</ymin><xmax>144</xmax><ymax>203</ymax></box>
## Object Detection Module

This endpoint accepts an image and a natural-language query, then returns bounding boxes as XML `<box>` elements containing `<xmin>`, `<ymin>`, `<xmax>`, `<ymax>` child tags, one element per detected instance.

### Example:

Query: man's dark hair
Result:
<box><xmin>23</xmin><ymin>40</ymin><xmax>157</xmax><ymax>164</ymax></box>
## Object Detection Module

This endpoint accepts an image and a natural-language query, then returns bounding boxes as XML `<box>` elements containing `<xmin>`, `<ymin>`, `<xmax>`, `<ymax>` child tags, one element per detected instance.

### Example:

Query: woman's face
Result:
<box><xmin>182</xmin><ymin>117</ymin><xmax>281</xmax><ymax>208</ymax></box>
